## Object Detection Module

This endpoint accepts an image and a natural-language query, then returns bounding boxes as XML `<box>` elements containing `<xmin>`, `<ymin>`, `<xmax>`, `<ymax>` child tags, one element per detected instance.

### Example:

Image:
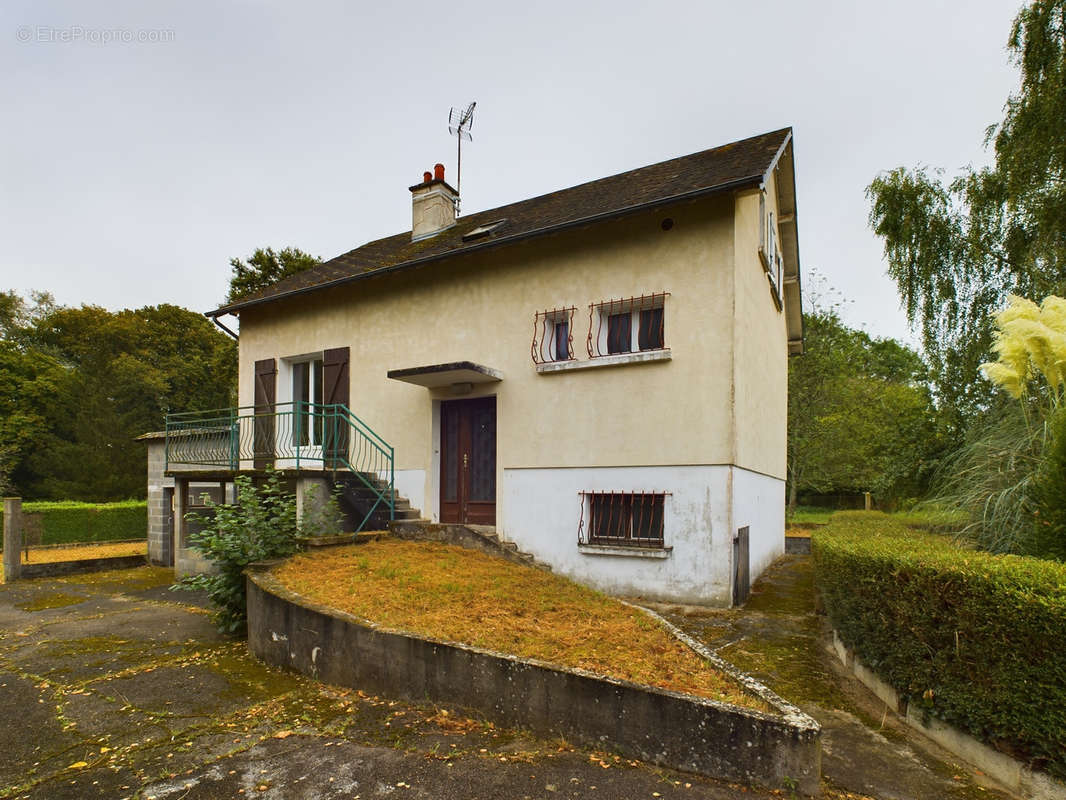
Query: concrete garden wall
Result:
<box><xmin>829</xmin><ymin>630</ymin><xmax>1066</xmax><ymax>800</ymax></box>
<box><xmin>246</xmin><ymin>568</ymin><xmax>821</xmax><ymax>794</ymax></box>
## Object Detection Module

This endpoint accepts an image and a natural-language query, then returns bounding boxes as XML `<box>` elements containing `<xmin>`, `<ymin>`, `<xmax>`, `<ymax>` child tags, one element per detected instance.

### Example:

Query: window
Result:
<box><xmin>531</xmin><ymin>307</ymin><xmax>577</xmax><ymax>364</ymax></box>
<box><xmin>638</xmin><ymin>307</ymin><xmax>664</xmax><ymax>351</ymax></box>
<box><xmin>607</xmin><ymin>312</ymin><xmax>631</xmax><ymax>354</ymax></box>
<box><xmin>462</xmin><ymin>218</ymin><xmax>508</xmax><ymax>242</ymax></box>
<box><xmin>579</xmin><ymin>491</ymin><xmax>666</xmax><ymax>548</ymax></box>
<box><xmin>182</xmin><ymin>480</ymin><xmax>233</xmax><ymax>548</ymax></box>
<box><xmin>587</xmin><ymin>293</ymin><xmax>669</xmax><ymax>358</ymax></box>
<box><xmin>759</xmin><ymin>195</ymin><xmax>784</xmax><ymax>309</ymax></box>
<box><xmin>292</xmin><ymin>357</ymin><xmax>323</xmax><ymax>446</ymax></box>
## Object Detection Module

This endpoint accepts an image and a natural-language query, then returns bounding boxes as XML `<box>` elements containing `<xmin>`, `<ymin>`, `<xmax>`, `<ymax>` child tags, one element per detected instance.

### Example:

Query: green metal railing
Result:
<box><xmin>164</xmin><ymin>402</ymin><xmax>395</xmax><ymax>528</ymax></box>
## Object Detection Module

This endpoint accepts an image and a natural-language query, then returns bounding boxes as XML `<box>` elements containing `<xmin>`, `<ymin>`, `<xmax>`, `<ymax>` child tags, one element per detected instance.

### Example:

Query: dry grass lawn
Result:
<box><xmin>21</xmin><ymin>541</ymin><xmax>147</xmax><ymax>564</ymax></box>
<box><xmin>273</xmin><ymin>539</ymin><xmax>768</xmax><ymax>710</ymax></box>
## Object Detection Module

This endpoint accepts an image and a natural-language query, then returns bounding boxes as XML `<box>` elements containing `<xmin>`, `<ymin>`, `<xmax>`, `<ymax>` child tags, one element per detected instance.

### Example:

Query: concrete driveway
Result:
<box><xmin>0</xmin><ymin>566</ymin><xmax>790</xmax><ymax>800</ymax></box>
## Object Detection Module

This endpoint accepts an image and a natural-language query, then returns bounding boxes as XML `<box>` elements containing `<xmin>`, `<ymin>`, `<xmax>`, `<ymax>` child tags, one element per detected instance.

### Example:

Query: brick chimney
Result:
<box><xmin>409</xmin><ymin>163</ymin><xmax>458</xmax><ymax>241</ymax></box>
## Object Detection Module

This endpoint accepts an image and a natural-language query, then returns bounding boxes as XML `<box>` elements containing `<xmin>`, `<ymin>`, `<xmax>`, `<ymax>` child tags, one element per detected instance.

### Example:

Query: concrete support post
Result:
<box><xmin>864</xmin><ymin>492</ymin><xmax>872</xmax><ymax>511</ymax></box>
<box><xmin>3</xmin><ymin>497</ymin><xmax>22</xmax><ymax>582</ymax></box>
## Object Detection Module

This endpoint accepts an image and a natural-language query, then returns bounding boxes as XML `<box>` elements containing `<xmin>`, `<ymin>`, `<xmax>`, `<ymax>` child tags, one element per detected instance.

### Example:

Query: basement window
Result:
<box><xmin>579</xmin><ymin>491</ymin><xmax>667</xmax><ymax>549</ymax></box>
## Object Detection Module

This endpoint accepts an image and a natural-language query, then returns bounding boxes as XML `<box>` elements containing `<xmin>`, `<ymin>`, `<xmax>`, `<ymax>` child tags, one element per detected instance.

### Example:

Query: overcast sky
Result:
<box><xmin>2</xmin><ymin>0</ymin><xmax>1023</xmax><ymax>345</ymax></box>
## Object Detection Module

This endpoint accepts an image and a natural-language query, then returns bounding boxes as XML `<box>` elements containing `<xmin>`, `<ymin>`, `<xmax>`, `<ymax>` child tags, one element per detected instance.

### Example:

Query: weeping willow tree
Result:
<box><xmin>867</xmin><ymin>0</ymin><xmax>1066</xmax><ymax>432</ymax></box>
<box><xmin>936</xmin><ymin>294</ymin><xmax>1066</xmax><ymax>557</ymax></box>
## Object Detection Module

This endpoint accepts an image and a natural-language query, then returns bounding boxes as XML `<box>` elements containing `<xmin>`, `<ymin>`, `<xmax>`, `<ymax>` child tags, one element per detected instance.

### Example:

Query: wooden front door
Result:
<box><xmin>440</xmin><ymin>397</ymin><xmax>496</xmax><ymax>525</ymax></box>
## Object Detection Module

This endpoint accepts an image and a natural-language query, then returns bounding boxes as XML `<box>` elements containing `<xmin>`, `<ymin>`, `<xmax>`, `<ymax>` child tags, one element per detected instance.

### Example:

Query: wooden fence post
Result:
<box><xmin>3</xmin><ymin>498</ymin><xmax>22</xmax><ymax>582</ymax></box>
<box><xmin>864</xmin><ymin>492</ymin><xmax>872</xmax><ymax>512</ymax></box>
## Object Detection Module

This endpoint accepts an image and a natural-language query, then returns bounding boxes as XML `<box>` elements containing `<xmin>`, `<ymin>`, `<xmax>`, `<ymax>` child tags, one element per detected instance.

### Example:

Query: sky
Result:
<box><xmin>2</xmin><ymin>0</ymin><xmax>1023</xmax><ymax>345</ymax></box>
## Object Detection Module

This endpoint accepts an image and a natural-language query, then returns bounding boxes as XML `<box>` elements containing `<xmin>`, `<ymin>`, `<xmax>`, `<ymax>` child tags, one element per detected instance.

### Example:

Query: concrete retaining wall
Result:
<box><xmin>829</xmin><ymin>629</ymin><xmax>1066</xmax><ymax>800</ymax></box>
<box><xmin>247</xmin><ymin>569</ymin><xmax>821</xmax><ymax>794</ymax></box>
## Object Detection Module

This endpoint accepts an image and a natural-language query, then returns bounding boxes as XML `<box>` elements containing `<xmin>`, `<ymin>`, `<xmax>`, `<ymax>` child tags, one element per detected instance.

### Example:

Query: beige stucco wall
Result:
<box><xmin>237</xmin><ymin>190</ymin><xmax>787</xmax><ymax>521</ymax></box>
<box><xmin>732</xmin><ymin>177</ymin><xmax>789</xmax><ymax>479</ymax></box>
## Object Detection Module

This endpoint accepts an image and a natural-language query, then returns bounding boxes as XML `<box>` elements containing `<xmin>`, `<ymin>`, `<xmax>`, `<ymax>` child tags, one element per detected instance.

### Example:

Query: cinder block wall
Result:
<box><xmin>145</xmin><ymin>440</ymin><xmax>175</xmax><ymax>566</ymax></box>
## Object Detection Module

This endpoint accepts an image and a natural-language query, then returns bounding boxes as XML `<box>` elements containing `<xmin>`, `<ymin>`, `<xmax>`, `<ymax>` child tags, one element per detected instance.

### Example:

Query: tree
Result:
<box><xmin>0</xmin><ymin>298</ymin><xmax>237</xmax><ymax>500</ymax></box>
<box><xmin>866</xmin><ymin>0</ymin><xmax>1066</xmax><ymax>430</ymax></box>
<box><xmin>226</xmin><ymin>247</ymin><xmax>321</xmax><ymax>304</ymax></box>
<box><xmin>787</xmin><ymin>309</ymin><xmax>940</xmax><ymax>510</ymax></box>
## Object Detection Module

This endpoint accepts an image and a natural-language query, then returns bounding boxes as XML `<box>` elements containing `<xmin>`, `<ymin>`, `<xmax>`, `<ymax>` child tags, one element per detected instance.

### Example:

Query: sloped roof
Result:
<box><xmin>211</xmin><ymin>127</ymin><xmax>792</xmax><ymax>316</ymax></box>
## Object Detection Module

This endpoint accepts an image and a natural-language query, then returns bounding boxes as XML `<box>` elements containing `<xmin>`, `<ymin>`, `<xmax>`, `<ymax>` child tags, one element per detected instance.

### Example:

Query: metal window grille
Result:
<box><xmin>577</xmin><ymin>490</ymin><xmax>668</xmax><ymax>548</ymax></box>
<box><xmin>586</xmin><ymin>292</ymin><xmax>669</xmax><ymax>358</ymax></box>
<box><xmin>531</xmin><ymin>307</ymin><xmax>577</xmax><ymax>364</ymax></box>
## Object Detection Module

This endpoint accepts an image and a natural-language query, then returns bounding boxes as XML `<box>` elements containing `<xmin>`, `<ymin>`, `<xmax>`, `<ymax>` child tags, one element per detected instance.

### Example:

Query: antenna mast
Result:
<box><xmin>448</xmin><ymin>101</ymin><xmax>476</xmax><ymax>214</ymax></box>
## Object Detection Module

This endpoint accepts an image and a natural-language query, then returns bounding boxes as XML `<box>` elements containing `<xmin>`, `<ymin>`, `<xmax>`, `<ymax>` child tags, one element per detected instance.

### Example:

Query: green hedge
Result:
<box><xmin>0</xmin><ymin>500</ymin><xmax>146</xmax><ymax>548</ymax></box>
<box><xmin>813</xmin><ymin>512</ymin><xmax>1066</xmax><ymax>778</ymax></box>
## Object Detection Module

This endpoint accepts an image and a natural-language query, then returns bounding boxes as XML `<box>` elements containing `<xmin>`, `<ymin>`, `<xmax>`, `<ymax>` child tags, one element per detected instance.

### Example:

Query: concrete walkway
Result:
<box><xmin>662</xmin><ymin>555</ymin><xmax>1012</xmax><ymax>800</ymax></box>
<box><xmin>0</xmin><ymin>566</ymin><xmax>803</xmax><ymax>800</ymax></box>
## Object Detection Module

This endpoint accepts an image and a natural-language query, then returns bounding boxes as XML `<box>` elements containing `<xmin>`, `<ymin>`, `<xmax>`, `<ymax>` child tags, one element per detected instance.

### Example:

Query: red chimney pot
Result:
<box><xmin>434</xmin><ymin>163</ymin><xmax>445</xmax><ymax>181</ymax></box>
<box><xmin>423</xmin><ymin>171</ymin><xmax>432</xmax><ymax>183</ymax></box>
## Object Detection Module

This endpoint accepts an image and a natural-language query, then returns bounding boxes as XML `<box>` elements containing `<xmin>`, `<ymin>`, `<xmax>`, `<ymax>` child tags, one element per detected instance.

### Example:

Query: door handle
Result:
<box><xmin>462</xmin><ymin>453</ymin><xmax>469</xmax><ymax>469</ymax></box>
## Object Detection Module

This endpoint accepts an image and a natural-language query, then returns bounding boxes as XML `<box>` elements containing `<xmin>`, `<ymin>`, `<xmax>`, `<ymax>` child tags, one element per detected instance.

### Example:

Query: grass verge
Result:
<box><xmin>272</xmin><ymin>540</ymin><xmax>768</xmax><ymax>710</ymax></box>
<box><xmin>21</xmin><ymin>541</ymin><xmax>147</xmax><ymax>564</ymax></box>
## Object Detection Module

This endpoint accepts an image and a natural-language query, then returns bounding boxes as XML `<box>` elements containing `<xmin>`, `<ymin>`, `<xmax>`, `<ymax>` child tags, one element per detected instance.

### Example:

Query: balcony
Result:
<box><xmin>164</xmin><ymin>402</ymin><xmax>396</xmax><ymax>530</ymax></box>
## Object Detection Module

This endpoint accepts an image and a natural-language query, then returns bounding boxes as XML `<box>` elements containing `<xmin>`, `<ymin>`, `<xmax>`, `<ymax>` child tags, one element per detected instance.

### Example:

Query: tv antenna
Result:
<box><xmin>448</xmin><ymin>101</ymin><xmax>476</xmax><ymax>212</ymax></box>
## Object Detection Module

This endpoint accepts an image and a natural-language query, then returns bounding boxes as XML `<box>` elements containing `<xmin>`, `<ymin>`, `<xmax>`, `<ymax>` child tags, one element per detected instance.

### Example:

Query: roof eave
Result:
<box><xmin>207</xmin><ymin>173</ymin><xmax>765</xmax><ymax>318</ymax></box>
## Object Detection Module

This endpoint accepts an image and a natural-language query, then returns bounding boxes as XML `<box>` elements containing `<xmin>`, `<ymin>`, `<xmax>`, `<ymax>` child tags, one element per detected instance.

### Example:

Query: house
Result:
<box><xmin>143</xmin><ymin>127</ymin><xmax>803</xmax><ymax>605</ymax></box>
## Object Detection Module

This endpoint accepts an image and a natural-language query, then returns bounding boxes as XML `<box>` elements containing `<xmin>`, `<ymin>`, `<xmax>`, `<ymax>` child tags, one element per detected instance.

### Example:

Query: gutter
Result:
<box><xmin>207</xmin><ymin>173</ymin><xmax>764</xmax><ymax>318</ymax></box>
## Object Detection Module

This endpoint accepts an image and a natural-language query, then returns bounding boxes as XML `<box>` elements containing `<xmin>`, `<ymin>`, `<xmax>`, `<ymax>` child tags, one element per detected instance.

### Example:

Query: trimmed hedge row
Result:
<box><xmin>813</xmin><ymin>512</ymin><xmax>1066</xmax><ymax>778</ymax></box>
<box><xmin>0</xmin><ymin>500</ymin><xmax>146</xmax><ymax>548</ymax></box>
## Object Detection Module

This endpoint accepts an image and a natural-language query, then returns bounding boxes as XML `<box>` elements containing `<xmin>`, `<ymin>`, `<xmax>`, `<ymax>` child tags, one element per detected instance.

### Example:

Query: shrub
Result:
<box><xmin>174</xmin><ymin>471</ymin><xmax>300</xmax><ymax>634</ymax></box>
<box><xmin>934</xmin><ymin>293</ymin><xmax>1066</xmax><ymax>557</ymax></box>
<box><xmin>0</xmin><ymin>500</ymin><xmax>146</xmax><ymax>548</ymax></box>
<box><xmin>813</xmin><ymin>512</ymin><xmax>1066</xmax><ymax>777</ymax></box>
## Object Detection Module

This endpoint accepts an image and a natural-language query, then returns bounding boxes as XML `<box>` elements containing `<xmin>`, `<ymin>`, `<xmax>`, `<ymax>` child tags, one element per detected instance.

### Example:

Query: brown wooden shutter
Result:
<box><xmin>322</xmin><ymin>347</ymin><xmax>350</xmax><ymax>468</ymax></box>
<box><xmin>253</xmin><ymin>358</ymin><xmax>276</xmax><ymax>469</ymax></box>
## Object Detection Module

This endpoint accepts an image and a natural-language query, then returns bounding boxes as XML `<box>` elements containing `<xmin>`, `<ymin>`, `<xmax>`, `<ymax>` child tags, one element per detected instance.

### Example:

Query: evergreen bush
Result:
<box><xmin>0</xmin><ymin>500</ymin><xmax>146</xmax><ymax>548</ymax></box>
<box><xmin>813</xmin><ymin>512</ymin><xmax>1066</xmax><ymax>777</ymax></box>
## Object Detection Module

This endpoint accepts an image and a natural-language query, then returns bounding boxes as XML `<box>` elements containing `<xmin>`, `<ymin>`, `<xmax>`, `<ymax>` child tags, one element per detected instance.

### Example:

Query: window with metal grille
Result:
<box><xmin>587</xmin><ymin>293</ymin><xmax>669</xmax><ymax>358</ymax></box>
<box><xmin>531</xmin><ymin>306</ymin><xmax>577</xmax><ymax>364</ymax></box>
<box><xmin>579</xmin><ymin>491</ymin><xmax>666</xmax><ymax>548</ymax></box>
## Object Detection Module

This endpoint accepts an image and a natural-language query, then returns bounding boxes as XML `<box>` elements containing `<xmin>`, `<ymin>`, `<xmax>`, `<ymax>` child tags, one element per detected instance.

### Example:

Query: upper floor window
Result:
<box><xmin>760</xmin><ymin>196</ymin><xmax>784</xmax><ymax>310</ymax></box>
<box><xmin>588</xmin><ymin>293</ymin><xmax>669</xmax><ymax>358</ymax></box>
<box><xmin>531</xmin><ymin>307</ymin><xmax>577</xmax><ymax>364</ymax></box>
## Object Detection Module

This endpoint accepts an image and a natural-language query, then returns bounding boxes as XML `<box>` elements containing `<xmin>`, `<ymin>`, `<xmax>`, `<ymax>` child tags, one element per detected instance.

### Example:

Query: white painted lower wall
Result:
<box><xmin>731</xmin><ymin>467</ymin><xmax>785</xmax><ymax>585</ymax></box>
<box><xmin>392</xmin><ymin>469</ymin><xmax>427</xmax><ymax>519</ymax></box>
<box><xmin>501</xmin><ymin>465</ymin><xmax>783</xmax><ymax>606</ymax></box>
